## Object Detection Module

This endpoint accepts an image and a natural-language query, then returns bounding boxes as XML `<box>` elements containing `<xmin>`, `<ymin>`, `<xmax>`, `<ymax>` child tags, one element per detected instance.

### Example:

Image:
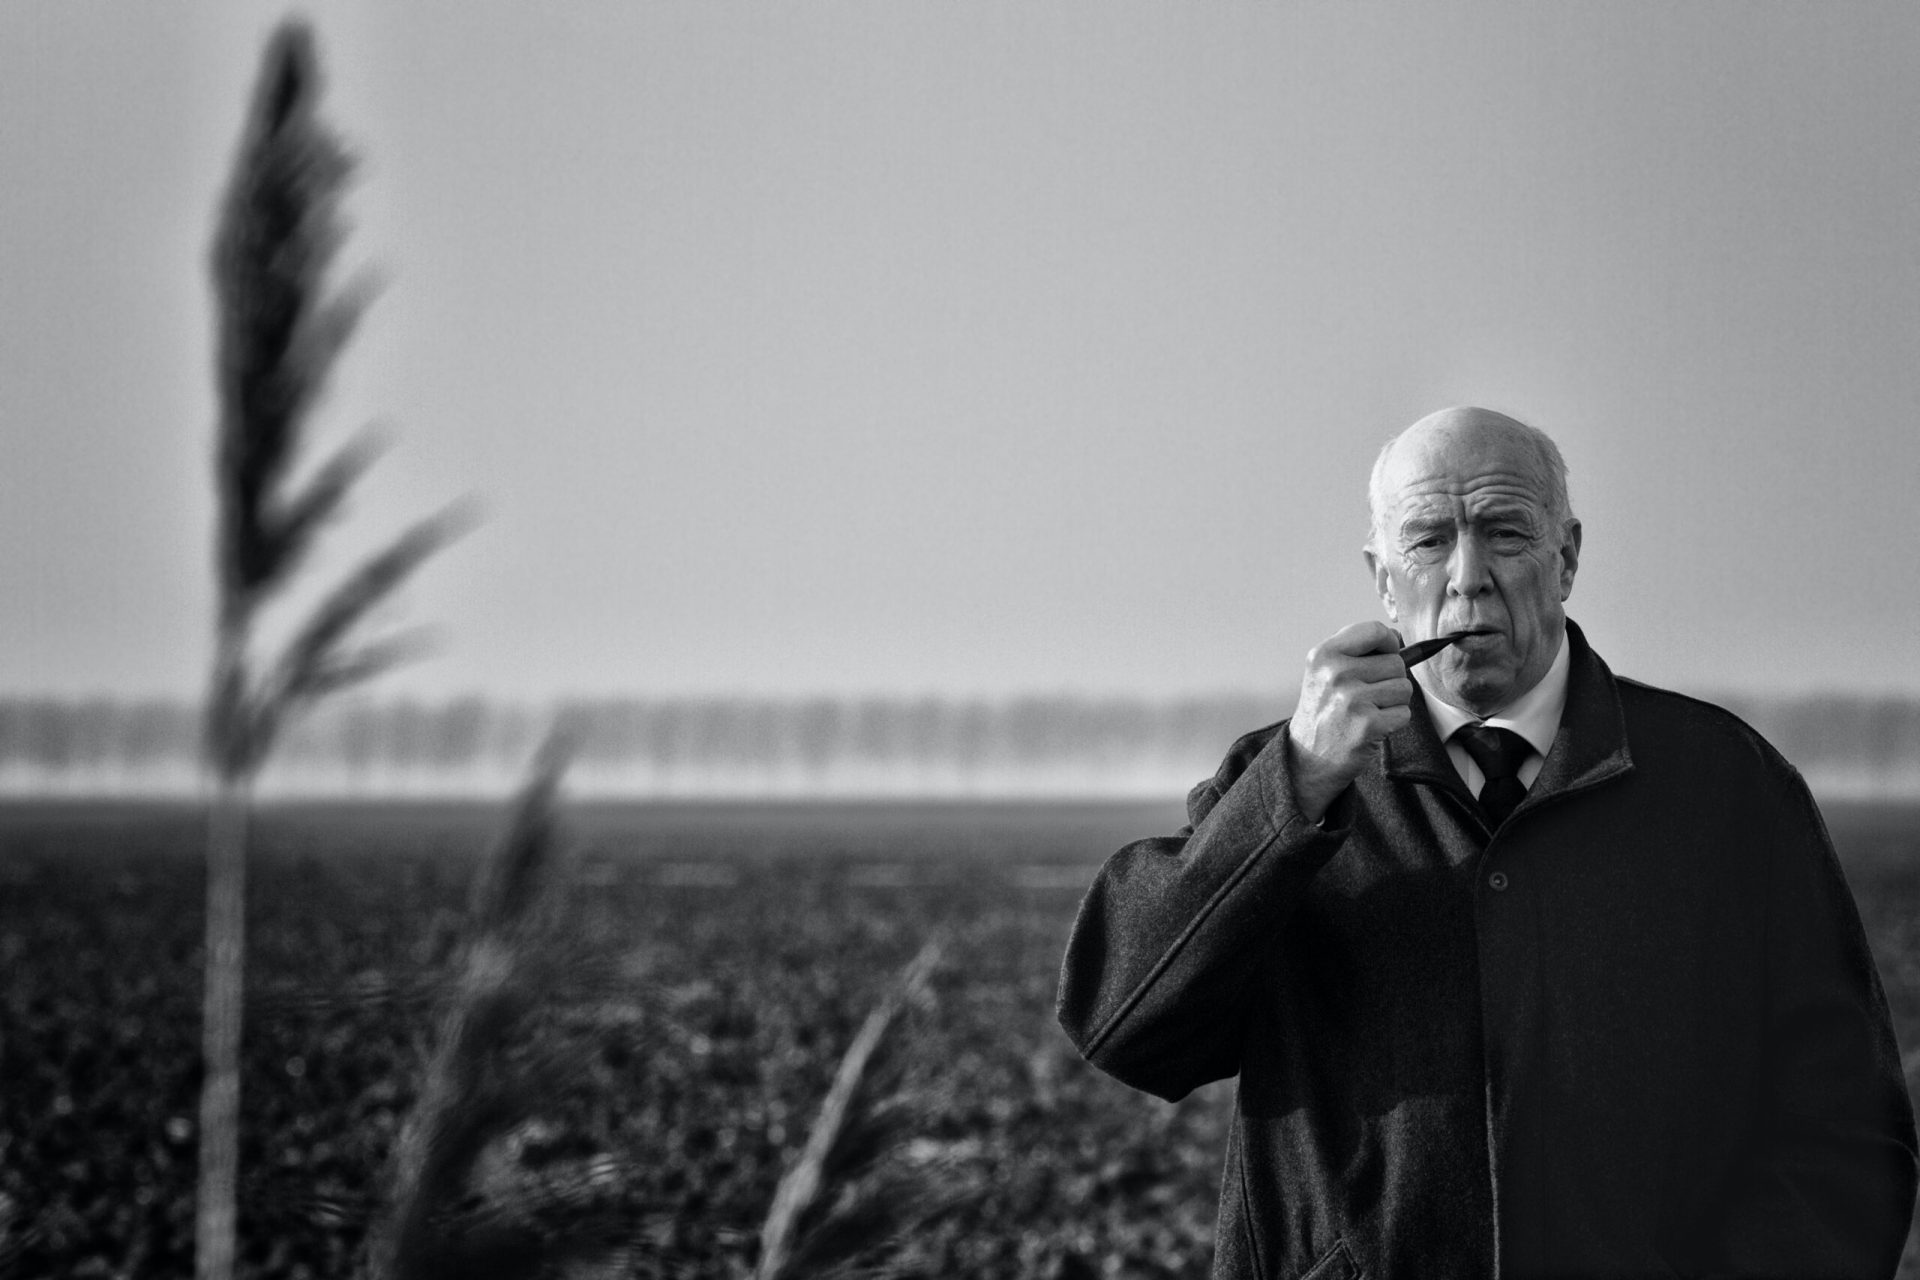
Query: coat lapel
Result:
<box><xmin>1384</xmin><ymin>682</ymin><xmax>1474</xmax><ymax>804</ymax></box>
<box><xmin>1525</xmin><ymin>620</ymin><xmax>1633</xmax><ymax>808</ymax></box>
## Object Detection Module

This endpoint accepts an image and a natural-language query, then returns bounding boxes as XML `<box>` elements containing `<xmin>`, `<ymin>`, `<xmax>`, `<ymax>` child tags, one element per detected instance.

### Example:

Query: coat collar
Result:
<box><xmin>1385</xmin><ymin>619</ymin><xmax>1634</xmax><ymax>807</ymax></box>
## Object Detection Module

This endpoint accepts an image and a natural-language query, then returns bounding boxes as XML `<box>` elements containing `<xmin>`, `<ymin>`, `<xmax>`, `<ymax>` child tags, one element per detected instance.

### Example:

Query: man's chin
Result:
<box><xmin>1431</xmin><ymin>666</ymin><xmax>1519</xmax><ymax>717</ymax></box>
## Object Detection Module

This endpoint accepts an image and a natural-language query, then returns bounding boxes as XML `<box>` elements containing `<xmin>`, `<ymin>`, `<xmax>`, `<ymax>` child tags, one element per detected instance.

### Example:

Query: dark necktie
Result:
<box><xmin>1453</xmin><ymin>724</ymin><xmax>1533</xmax><ymax>830</ymax></box>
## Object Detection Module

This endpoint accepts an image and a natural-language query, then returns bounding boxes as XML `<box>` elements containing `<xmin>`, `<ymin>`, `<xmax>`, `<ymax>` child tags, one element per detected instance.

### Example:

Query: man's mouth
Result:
<box><xmin>1449</xmin><ymin>627</ymin><xmax>1502</xmax><ymax>652</ymax></box>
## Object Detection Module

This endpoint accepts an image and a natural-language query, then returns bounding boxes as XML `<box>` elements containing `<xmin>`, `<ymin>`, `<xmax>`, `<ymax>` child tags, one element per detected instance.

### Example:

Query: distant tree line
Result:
<box><xmin>4</xmin><ymin>692</ymin><xmax>1920</xmax><ymax>796</ymax></box>
<box><xmin>0</xmin><ymin>693</ymin><xmax>1277</xmax><ymax>791</ymax></box>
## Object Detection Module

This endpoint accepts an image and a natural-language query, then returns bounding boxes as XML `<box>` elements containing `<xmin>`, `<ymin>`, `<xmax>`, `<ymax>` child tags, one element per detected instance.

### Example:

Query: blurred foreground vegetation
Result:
<box><xmin>4</xmin><ymin>798</ymin><xmax>1919</xmax><ymax>1277</ymax></box>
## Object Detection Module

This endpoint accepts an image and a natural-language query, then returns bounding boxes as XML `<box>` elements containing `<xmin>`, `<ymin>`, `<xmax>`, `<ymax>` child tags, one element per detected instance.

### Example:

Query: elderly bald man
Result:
<box><xmin>1058</xmin><ymin>408</ymin><xmax>1917</xmax><ymax>1279</ymax></box>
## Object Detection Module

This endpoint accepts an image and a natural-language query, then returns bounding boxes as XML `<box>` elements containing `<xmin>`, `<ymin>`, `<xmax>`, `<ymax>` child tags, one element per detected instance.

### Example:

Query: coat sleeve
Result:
<box><xmin>1054</xmin><ymin>721</ymin><xmax>1352</xmax><ymax>1102</ymax></box>
<box><xmin>1714</xmin><ymin>759</ymin><xmax>1920</xmax><ymax>1278</ymax></box>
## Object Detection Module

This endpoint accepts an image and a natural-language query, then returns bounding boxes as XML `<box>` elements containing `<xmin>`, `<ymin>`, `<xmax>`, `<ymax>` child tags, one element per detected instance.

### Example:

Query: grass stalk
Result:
<box><xmin>194</xmin><ymin>776</ymin><xmax>248</xmax><ymax>1280</ymax></box>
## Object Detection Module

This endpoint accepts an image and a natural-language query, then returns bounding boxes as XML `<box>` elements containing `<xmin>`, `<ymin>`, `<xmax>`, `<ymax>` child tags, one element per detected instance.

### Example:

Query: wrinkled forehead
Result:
<box><xmin>1379</xmin><ymin>425</ymin><xmax>1555</xmax><ymax>525</ymax></box>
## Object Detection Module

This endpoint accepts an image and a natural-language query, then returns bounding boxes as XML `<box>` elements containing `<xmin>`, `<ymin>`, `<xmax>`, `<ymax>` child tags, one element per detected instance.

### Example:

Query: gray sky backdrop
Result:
<box><xmin>4</xmin><ymin>3</ymin><xmax>1918</xmax><ymax>702</ymax></box>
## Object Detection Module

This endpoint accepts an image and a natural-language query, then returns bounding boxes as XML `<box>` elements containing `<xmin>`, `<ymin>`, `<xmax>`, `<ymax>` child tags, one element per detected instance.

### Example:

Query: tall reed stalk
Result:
<box><xmin>199</xmin><ymin>21</ymin><xmax>462</xmax><ymax>1280</ymax></box>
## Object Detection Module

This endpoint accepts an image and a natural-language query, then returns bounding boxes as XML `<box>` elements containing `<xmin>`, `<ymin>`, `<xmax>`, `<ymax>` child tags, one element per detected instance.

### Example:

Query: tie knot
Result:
<box><xmin>1454</xmin><ymin>724</ymin><xmax>1532</xmax><ymax>782</ymax></box>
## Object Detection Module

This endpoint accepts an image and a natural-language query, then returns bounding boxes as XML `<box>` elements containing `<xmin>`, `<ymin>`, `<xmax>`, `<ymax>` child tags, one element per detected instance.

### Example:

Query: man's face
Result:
<box><xmin>1364</xmin><ymin>414</ymin><xmax>1581</xmax><ymax>717</ymax></box>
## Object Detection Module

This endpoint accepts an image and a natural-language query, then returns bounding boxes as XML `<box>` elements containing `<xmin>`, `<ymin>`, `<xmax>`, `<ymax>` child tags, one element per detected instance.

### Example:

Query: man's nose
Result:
<box><xmin>1447</xmin><ymin>533</ymin><xmax>1492</xmax><ymax>597</ymax></box>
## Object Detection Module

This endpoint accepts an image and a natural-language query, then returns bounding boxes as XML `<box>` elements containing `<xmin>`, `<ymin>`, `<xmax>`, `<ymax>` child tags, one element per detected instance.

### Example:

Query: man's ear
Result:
<box><xmin>1365</xmin><ymin>545</ymin><xmax>1397</xmax><ymax>622</ymax></box>
<box><xmin>1558</xmin><ymin>519</ymin><xmax>1582</xmax><ymax>600</ymax></box>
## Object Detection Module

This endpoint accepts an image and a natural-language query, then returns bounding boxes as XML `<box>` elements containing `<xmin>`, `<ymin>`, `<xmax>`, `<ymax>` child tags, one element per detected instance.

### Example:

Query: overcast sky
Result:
<box><xmin>4</xmin><ymin>3</ymin><xmax>1918</xmax><ymax>702</ymax></box>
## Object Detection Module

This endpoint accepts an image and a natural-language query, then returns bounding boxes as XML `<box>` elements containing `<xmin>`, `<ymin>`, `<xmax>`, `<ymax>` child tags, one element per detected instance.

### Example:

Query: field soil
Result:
<box><xmin>4</xmin><ymin>797</ymin><xmax>1920</xmax><ymax>1277</ymax></box>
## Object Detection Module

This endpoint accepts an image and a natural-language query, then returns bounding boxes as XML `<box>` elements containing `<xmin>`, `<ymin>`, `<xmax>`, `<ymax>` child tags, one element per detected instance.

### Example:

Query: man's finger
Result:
<box><xmin>1375</xmin><ymin>704</ymin><xmax>1413</xmax><ymax>735</ymax></box>
<box><xmin>1316</xmin><ymin>621</ymin><xmax>1405</xmax><ymax>660</ymax></box>
<box><xmin>1341</xmin><ymin>652</ymin><xmax>1411</xmax><ymax>686</ymax></box>
<box><xmin>1371</xmin><ymin>675</ymin><xmax>1414</xmax><ymax>709</ymax></box>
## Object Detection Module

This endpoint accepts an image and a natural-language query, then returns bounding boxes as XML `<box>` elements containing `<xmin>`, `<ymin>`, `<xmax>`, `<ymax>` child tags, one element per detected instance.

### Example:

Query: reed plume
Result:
<box><xmin>366</xmin><ymin>744</ymin><xmax>633</xmax><ymax>1280</ymax></box>
<box><xmin>756</xmin><ymin>939</ymin><xmax>958</xmax><ymax>1280</ymax></box>
<box><xmin>199</xmin><ymin>20</ymin><xmax>462</xmax><ymax>1280</ymax></box>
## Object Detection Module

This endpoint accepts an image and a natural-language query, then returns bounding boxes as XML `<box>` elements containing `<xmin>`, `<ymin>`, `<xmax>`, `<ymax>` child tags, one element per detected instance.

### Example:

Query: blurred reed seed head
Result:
<box><xmin>466</xmin><ymin>739</ymin><xmax>574</xmax><ymax>943</ymax></box>
<box><xmin>204</xmin><ymin>17</ymin><xmax>469</xmax><ymax>782</ymax></box>
<box><xmin>367</xmin><ymin>744</ymin><xmax>637</xmax><ymax>1280</ymax></box>
<box><xmin>756</xmin><ymin>939</ymin><xmax>978</xmax><ymax>1280</ymax></box>
<box><xmin>211</xmin><ymin>19</ymin><xmax>361</xmax><ymax>607</ymax></box>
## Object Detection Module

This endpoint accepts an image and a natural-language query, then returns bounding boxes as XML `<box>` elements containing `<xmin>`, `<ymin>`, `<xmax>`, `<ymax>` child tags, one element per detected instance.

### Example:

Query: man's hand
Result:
<box><xmin>1286</xmin><ymin>622</ymin><xmax>1413</xmax><ymax>823</ymax></box>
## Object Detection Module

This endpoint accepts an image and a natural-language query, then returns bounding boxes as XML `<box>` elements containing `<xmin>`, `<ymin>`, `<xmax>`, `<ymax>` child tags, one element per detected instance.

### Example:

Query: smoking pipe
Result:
<box><xmin>1397</xmin><ymin>629</ymin><xmax>1498</xmax><ymax>668</ymax></box>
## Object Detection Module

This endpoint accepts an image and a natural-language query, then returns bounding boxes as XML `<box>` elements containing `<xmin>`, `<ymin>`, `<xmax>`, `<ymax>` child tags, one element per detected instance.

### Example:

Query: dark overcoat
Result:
<box><xmin>1057</xmin><ymin>622</ymin><xmax>1917</xmax><ymax>1279</ymax></box>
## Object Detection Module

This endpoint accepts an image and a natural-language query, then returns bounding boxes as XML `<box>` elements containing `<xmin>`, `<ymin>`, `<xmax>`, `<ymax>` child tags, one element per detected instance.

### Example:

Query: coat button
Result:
<box><xmin>1488</xmin><ymin>871</ymin><xmax>1509</xmax><ymax>892</ymax></box>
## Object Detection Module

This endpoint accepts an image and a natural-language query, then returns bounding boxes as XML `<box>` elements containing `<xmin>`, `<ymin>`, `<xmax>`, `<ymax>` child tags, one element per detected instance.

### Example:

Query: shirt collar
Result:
<box><xmin>1418</xmin><ymin>628</ymin><xmax>1571</xmax><ymax>758</ymax></box>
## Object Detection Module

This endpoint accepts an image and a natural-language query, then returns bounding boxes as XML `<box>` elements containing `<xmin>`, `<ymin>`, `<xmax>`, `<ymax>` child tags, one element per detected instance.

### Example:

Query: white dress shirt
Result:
<box><xmin>1415</xmin><ymin>630</ymin><xmax>1570</xmax><ymax>797</ymax></box>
